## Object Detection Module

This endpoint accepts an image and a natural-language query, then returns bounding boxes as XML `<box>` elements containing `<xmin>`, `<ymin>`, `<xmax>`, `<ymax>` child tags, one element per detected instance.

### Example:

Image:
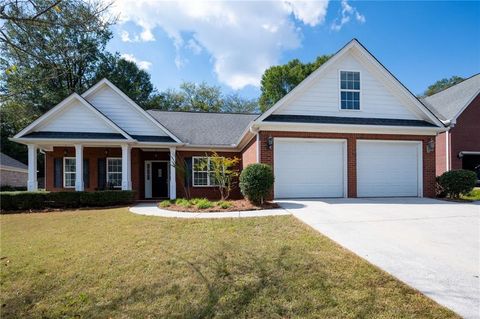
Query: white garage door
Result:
<box><xmin>357</xmin><ymin>140</ymin><xmax>422</xmax><ymax>197</ymax></box>
<box><xmin>274</xmin><ymin>138</ymin><xmax>346</xmax><ymax>198</ymax></box>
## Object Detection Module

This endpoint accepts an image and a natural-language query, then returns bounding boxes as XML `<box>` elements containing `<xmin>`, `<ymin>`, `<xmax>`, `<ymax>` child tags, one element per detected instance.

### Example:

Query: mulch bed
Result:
<box><xmin>160</xmin><ymin>199</ymin><xmax>279</xmax><ymax>213</ymax></box>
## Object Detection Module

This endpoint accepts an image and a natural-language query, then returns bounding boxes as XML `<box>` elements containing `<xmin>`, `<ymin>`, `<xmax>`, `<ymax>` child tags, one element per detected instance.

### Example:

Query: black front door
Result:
<box><xmin>152</xmin><ymin>162</ymin><xmax>169</xmax><ymax>198</ymax></box>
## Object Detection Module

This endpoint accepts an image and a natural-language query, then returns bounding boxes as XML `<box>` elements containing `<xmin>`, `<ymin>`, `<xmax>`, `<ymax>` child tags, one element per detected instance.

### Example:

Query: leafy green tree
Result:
<box><xmin>0</xmin><ymin>101</ymin><xmax>40</xmax><ymax>164</ymax></box>
<box><xmin>259</xmin><ymin>55</ymin><xmax>331</xmax><ymax>112</ymax></box>
<box><xmin>91</xmin><ymin>53</ymin><xmax>155</xmax><ymax>108</ymax></box>
<box><xmin>0</xmin><ymin>0</ymin><xmax>115</xmax><ymax>113</ymax></box>
<box><xmin>423</xmin><ymin>76</ymin><xmax>465</xmax><ymax>97</ymax></box>
<box><xmin>150</xmin><ymin>81</ymin><xmax>258</xmax><ymax>113</ymax></box>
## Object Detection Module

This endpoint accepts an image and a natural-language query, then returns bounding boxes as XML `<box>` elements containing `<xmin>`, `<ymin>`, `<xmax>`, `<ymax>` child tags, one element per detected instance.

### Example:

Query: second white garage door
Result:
<box><xmin>274</xmin><ymin>138</ymin><xmax>346</xmax><ymax>198</ymax></box>
<box><xmin>357</xmin><ymin>140</ymin><xmax>422</xmax><ymax>197</ymax></box>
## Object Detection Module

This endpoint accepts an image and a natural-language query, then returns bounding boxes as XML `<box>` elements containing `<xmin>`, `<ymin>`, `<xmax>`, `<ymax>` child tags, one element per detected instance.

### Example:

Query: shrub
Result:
<box><xmin>239</xmin><ymin>164</ymin><xmax>274</xmax><ymax>204</ymax></box>
<box><xmin>196</xmin><ymin>198</ymin><xmax>214</xmax><ymax>209</ymax></box>
<box><xmin>159</xmin><ymin>200</ymin><xmax>171</xmax><ymax>208</ymax></box>
<box><xmin>437</xmin><ymin>170</ymin><xmax>477</xmax><ymax>199</ymax></box>
<box><xmin>217</xmin><ymin>201</ymin><xmax>232</xmax><ymax>209</ymax></box>
<box><xmin>0</xmin><ymin>186</ymin><xmax>27</xmax><ymax>192</ymax></box>
<box><xmin>0</xmin><ymin>190</ymin><xmax>135</xmax><ymax>212</ymax></box>
<box><xmin>175</xmin><ymin>198</ymin><xmax>192</xmax><ymax>208</ymax></box>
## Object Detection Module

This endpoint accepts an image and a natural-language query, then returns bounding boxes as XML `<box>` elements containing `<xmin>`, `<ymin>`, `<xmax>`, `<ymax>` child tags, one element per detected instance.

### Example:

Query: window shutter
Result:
<box><xmin>184</xmin><ymin>157</ymin><xmax>192</xmax><ymax>188</ymax></box>
<box><xmin>83</xmin><ymin>159</ymin><xmax>89</xmax><ymax>189</ymax></box>
<box><xmin>54</xmin><ymin>158</ymin><xmax>62</xmax><ymax>188</ymax></box>
<box><xmin>97</xmin><ymin>158</ymin><xmax>106</xmax><ymax>190</ymax></box>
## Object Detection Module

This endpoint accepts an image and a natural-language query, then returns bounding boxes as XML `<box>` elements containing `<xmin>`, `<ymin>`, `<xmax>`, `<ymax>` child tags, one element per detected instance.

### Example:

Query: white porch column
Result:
<box><xmin>74</xmin><ymin>144</ymin><xmax>84</xmax><ymax>191</ymax></box>
<box><xmin>169</xmin><ymin>147</ymin><xmax>176</xmax><ymax>200</ymax></box>
<box><xmin>27</xmin><ymin>144</ymin><xmax>38</xmax><ymax>191</ymax></box>
<box><xmin>121</xmin><ymin>144</ymin><xmax>132</xmax><ymax>190</ymax></box>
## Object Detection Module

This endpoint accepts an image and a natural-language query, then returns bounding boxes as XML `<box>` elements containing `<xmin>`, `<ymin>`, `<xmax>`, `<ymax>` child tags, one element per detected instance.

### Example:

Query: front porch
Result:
<box><xmin>28</xmin><ymin>145</ymin><xmax>177</xmax><ymax>200</ymax></box>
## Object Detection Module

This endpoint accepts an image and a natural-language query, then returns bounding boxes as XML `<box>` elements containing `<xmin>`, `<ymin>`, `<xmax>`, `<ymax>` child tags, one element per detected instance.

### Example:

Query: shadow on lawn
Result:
<box><xmin>2</xmin><ymin>243</ymin><xmax>381</xmax><ymax>318</ymax></box>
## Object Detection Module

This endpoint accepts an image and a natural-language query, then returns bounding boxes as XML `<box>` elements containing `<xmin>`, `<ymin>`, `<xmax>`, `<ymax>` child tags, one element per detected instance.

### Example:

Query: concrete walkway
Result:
<box><xmin>130</xmin><ymin>202</ymin><xmax>290</xmax><ymax>219</ymax></box>
<box><xmin>278</xmin><ymin>197</ymin><xmax>480</xmax><ymax>319</ymax></box>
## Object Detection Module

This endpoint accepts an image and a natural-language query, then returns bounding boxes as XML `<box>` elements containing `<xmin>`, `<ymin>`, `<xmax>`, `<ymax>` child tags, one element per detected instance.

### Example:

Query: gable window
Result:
<box><xmin>192</xmin><ymin>157</ymin><xmax>218</xmax><ymax>187</ymax></box>
<box><xmin>63</xmin><ymin>157</ymin><xmax>76</xmax><ymax>188</ymax></box>
<box><xmin>107</xmin><ymin>158</ymin><xmax>122</xmax><ymax>188</ymax></box>
<box><xmin>340</xmin><ymin>71</ymin><xmax>360</xmax><ymax>110</ymax></box>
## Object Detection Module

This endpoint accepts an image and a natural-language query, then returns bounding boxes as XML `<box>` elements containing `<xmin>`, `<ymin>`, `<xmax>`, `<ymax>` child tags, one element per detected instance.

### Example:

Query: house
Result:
<box><xmin>0</xmin><ymin>152</ymin><xmax>28</xmax><ymax>189</ymax></box>
<box><xmin>422</xmin><ymin>74</ymin><xmax>480</xmax><ymax>182</ymax></box>
<box><xmin>11</xmin><ymin>39</ymin><xmax>446</xmax><ymax>200</ymax></box>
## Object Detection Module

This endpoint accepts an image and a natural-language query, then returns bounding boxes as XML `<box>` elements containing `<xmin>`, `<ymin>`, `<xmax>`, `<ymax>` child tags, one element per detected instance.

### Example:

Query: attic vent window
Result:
<box><xmin>340</xmin><ymin>71</ymin><xmax>360</xmax><ymax>110</ymax></box>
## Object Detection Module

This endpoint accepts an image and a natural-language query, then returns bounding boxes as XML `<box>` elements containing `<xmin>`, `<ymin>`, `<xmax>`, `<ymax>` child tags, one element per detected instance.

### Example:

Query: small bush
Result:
<box><xmin>175</xmin><ymin>198</ymin><xmax>192</xmax><ymax>208</ymax></box>
<box><xmin>196</xmin><ymin>198</ymin><xmax>214</xmax><ymax>209</ymax></box>
<box><xmin>239</xmin><ymin>164</ymin><xmax>274</xmax><ymax>204</ymax></box>
<box><xmin>0</xmin><ymin>186</ymin><xmax>27</xmax><ymax>192</ymax></box>
<box><xmin>159</xmin><ymin>200</ymin><xmax>171</xmax><ymax>208</ymax></box>
<box><xmin>217</xmin><ymin>201</ymin><xmax>232</xmax><ymax>209</ymax></box>
<box><xmin>437</xmin><ymin>169</ymin><xmax>477</xmax><ymax>199</ymax></box>
<box><xmin>0</xmin><ymin>190</ymin><xmax>135</xmax><ymax>212</ymax></box>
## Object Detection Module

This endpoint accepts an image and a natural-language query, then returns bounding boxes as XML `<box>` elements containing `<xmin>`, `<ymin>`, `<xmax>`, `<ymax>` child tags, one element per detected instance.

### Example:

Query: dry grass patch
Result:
<box><xmin>0</xmin><ymin>208</ymin><xmax>458</xmax><ymax>318</ymax></box>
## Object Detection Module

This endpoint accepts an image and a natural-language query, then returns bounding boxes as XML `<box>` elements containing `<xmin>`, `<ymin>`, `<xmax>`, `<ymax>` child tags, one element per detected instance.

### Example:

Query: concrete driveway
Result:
<box><xmin>278</xmin><ymin>198</ymin><xmax>480</xmax><ymax>319</ymax></box>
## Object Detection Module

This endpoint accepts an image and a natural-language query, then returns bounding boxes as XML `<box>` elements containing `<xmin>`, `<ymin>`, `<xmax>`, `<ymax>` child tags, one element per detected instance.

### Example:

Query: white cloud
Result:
<box><xmin>120</xmin><ymin>53</ymin><xmax>152</xmax><ymax>70</ymax></box>
<box><xmin>331</xmin><ymin>0</ymin><xmax>365</xmax><ymax>31</ymax></box>
<box><xmin>110</xmin><ymin>0</ymin><xmax>332</xmax><ymax>89</ymax></box>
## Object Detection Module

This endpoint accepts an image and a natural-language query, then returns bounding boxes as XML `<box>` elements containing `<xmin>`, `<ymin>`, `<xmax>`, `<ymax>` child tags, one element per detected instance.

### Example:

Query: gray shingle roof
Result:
<box><xmin>22</xmin><ymin>132</ymin><xmax>127</xmax><ymax>139</ymax></box>
<box><xmin>422</xmin><ymin>74</ymin><xmax>480</xmax><ymax>121</ymax></box>
<box><xmin>265</xmin><ymin>114</ymin><xmax>437</xmax><ymax>127</ymax></box>
<box><xmin>147</xmin><ymin>110</ymin><xmax>258</xmax><ymax>146</ymax></box>
<box><xmin>0</xmin><ymin>152</ymin><xmax>27</xmax><ymax>170</ymax></box>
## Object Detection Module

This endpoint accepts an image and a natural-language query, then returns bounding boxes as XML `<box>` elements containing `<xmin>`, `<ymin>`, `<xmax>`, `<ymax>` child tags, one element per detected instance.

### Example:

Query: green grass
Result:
<box><xmin>461</xmin><ymin>187</ymin><xmax>480</xmax><ymax>201</ymax></box>
<box><xmin>0</xmin><ymin>208</ymin><xmax>458</xmax><ymax>318</ymax></box>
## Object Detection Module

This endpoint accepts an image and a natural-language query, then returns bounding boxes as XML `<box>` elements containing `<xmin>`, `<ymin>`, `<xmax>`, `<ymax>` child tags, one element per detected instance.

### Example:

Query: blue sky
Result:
<box><xmin>106</xmin><ymin>1</ymin><xmax>480</xmax><ymax>98</ymax></box>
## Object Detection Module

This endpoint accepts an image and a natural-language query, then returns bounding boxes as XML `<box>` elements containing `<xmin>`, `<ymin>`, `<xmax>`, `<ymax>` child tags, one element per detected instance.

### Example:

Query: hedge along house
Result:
<box><xmin>12</xmin><ymin>39</ymin><xmax>446</xmax><ymax>200</ymax></box>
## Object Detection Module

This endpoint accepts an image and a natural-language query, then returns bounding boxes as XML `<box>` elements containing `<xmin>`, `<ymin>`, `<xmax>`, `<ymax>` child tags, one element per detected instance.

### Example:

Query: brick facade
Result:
<box><xmin>241</xmin><ymin>136</ymin><xmax>257</xmax><ymax>169</ymax></box>
<box><xmin>0</xmin><ymin>169</ymin><xmax>28</xmax><ymax>187</ymax></box>
<box><xmin>258</xmin><ymin>131</ymin><xmax>436</xmax><ymax>199</ymax></box>
<box><xmin>176</xmin><ymin>150</ymin><xmax>243</xmax><ymax>200</ymax></box>
<box><xmin>435</xmin><ymin>95</ymin><xmax>480</xmax><ymax>175</ymax></box>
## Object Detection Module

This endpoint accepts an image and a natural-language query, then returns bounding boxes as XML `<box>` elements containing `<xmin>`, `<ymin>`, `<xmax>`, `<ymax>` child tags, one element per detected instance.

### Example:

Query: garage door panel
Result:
<box><xmin>274</xmin><ymin>139</ymin><xmax>345</xmax><ymax>198</ymax></box>
<box><xmin>357</xmin><ymin>141</ymin><xmax>420</xmax><ymax>197</ymax></box>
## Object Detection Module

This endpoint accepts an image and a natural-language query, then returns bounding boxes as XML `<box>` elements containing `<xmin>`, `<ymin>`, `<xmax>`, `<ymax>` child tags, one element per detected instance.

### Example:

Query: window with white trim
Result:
<box><xmin>63</xmin><ymin>157</ymin><xmax>76</xmax><ymax>188</ymax></box>
<box><xmin>107</xmin><ymin>158</ymin><xmax>122</xmax><ymax>188</ymax></box>
<box><xmin>193</xmin><ymin>157</ymin><xmax>218</xmax><ymax>186</ymax></box>
<box><xmin>340</xmin><ymin>71</ymin><xmax>360</xmax><ymax>110</ymax></box>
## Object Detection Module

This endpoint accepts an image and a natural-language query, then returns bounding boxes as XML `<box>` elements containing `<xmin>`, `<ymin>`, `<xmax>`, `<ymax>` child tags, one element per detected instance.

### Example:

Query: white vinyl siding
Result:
<box><xmin>85</xmin><ymin>86</ymin><xmax>168</xmax><ymax>136</ymax></box>
<box><xmin>357</xmin><ymin>140</ymin><xmax>422</xmax><ymax>197</ymax></box>
<box><xmin>274</xmin><ymin>138</ymin><xmax>346</xmax><ymax>198</ymax></box>
<box><xmin>107</xmin><ymin>158</ymin><xmax>122</xmax><ymax>188</ymax></box>
<box><xmin>275</xmin><ymin>52</ymin><xmax>418</xmax><ymax>119</ymax></box>
<box><xmin>37</xmin><ymin>100</ymin><xmax>118</xmax><ymax>133</ymax></box>
<box><xmin>63</xmin><ymin>157</ymin><xmax>76</xmax><ymax>188</ymax></box>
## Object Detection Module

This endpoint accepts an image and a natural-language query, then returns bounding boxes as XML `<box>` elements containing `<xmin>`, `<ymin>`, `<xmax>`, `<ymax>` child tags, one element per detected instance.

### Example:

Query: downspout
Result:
<box><xmin>445</xmin><ymin>131</ymin><xmax>449</xmax><ymax>171</ymax></box>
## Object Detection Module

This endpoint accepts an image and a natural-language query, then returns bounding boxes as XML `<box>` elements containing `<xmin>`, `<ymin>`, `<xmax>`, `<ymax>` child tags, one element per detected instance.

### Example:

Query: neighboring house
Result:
<box><xmin>422</xmin><ymin>74</ymin><xmax>480</xmax><ymax>182</ymax></box>
<box><xmin>0</xmin><ymin>152</ymin><xmax>28</xmax><ymax>188</ymax></box>
<box><xmin>11</xmin><ymin>39</ymin><xmax>446</xmax><ymax>200</ymax></box>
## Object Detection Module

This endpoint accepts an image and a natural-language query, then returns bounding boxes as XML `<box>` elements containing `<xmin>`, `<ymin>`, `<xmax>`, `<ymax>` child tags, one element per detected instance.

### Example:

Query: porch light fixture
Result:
<box><xmin>63</xmin><ymin>149</ymin><xmax>68</xmax><ymax>156</ymax></box>
<box><xmin>426</xmin><ymin>139</ymin><xmax>435</xmax><ymax>153</ymax></box>
<box><xmin>267</xmin><ymin>136</ymin><xmax>273</xmax><ymax>150</ymax></box>
<box><xmin>104</xmin><ymin>149</ymin><xmax>109</xmax><ymax>156</ymax></box>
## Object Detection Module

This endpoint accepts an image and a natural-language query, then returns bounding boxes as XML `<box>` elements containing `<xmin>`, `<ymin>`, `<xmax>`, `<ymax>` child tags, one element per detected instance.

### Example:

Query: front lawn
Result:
<box><xmin>0</xmin><ymin>208</ymin><xmax>458</xmax><ymax>318</ymax></box>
